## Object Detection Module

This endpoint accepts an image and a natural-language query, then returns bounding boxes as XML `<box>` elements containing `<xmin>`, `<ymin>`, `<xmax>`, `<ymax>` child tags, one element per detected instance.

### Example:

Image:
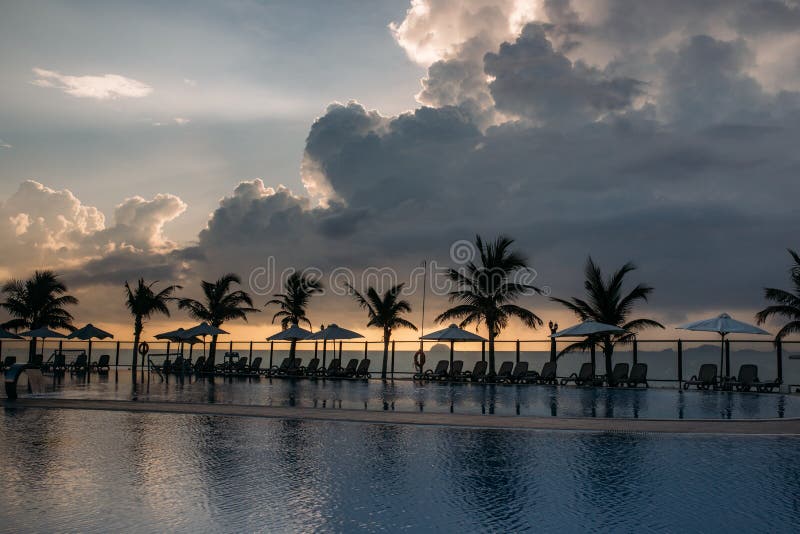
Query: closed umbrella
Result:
<box><xmin>550</xmin><ymin>321</ymin><xmax>628</xmax><ymax>371</ymax></box>
<box><xmin>68</xmin><ymin>324</ymin><xmax>114</xmax><ymax>367</ymax></box>
<box><xmin>306</xmin><ymin>324</ymin><xmax>364</xmax><ymax>368</ymax></box>
<box><xmin>421</xmin><ymin>324</ymin><xmax>487</xmax><ymax>370</ymax></box>
<box><xmin>677</xmin><ymin>313</ymin><xmax>770</xmax><ymax>378</ymax></box>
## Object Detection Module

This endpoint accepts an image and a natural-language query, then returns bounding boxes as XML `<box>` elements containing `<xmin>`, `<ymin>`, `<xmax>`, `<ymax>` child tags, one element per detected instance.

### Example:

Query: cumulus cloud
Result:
<box><xmin>5</xmin><ymin>0</ymin><xmax>800</xmax><ymax>331</ymax></box>
<box><xmin>31</xmin><ymin>67</ymin><xmax>153</xmax><ymax>99</ymax></box>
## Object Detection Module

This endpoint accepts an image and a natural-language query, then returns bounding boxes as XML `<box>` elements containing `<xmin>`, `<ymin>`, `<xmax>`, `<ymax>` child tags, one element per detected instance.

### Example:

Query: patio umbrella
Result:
<box><xmin>421</xmin><ymin>324</ymin><xmax>487</xmax><ymax>370</ymax></box>
<box><xmin>0</xmin><ymin>328</ymin><xmax>23</xmax><ymax>340</ymax></box>
<box><xmin>306</xmin><ymin>324</ymin><xmax>364</xmax><ymax>368</ymax></box>
<box><xmin>155</xmin><ymin>328</ymin><xmax>198</xmax><ymax>357</ymax></box>
<box><xmin>267</xmin><ymin>324</ymin><xmax>312</xmax><ymax>341</ymax></box>
<box><xmin>18</xmin><ymin>327</ymin><xmax>66</xmax><ymax>363</ymax></box>
<box><xmin>184</xmin><ymin>322</ymin><xmax>229</xmax><ymax>359</ymax></box>
<box><xmin>67</xmin><ymin>324</ymin><xmax>114</xmax><ymax>367</ymax></box>
<box><xmin>550</xmin><ymin>321</ymin><xmax>628</xmax><ymax>370</ymax></box>
<box><xmin>677</xmin><ymin>313</ymin><xmax>770</xmax><ymax>377</ymax></box>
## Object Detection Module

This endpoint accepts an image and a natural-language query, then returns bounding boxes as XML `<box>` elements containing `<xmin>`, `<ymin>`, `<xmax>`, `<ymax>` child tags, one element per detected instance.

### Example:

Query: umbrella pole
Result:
<box><xmin>719</xmin><ymin>334</ymin><xmax>725</xmax><ymax>380</ymax></box>
<box><xmin>590</xmin><ymin>343</ymin><xmax>596</xmax><ymax>370</ymax></box>
<box><xmin>449</xmin><ymin>340</ymin><xmax>454</xmax><ymax>372</ymax></box>
<box><xmin>322</xmin><ymin>339</ymin><xmax>327</xmax><ymax>369</ymax></box>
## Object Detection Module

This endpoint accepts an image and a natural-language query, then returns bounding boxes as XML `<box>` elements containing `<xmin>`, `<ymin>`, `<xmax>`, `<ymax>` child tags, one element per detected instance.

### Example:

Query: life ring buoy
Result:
<box><xmin>413</xmin><ymin>350</ymin><xmax>426</xmax><ymax>373</ymax></box>
<box><xmin>138</xmin><ymin>341</ymin><xmax>150</xmax><ymax>356</ymax></box>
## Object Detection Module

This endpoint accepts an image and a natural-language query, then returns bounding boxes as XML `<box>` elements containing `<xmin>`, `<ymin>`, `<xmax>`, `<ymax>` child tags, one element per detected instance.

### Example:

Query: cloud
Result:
<box><xmin>31</xmin><ymin>67</ymin><xmax>153</xmax><ymax>99</ymax></box>
<box><xmin>5</xmin><ymin>0</ymin><xmax>800</xmax><ymax>332</ymax></box>
<box><xmin>0</xmin><ymin>139</ymin><xmax>11</xmax><ymax>149</ymax></box>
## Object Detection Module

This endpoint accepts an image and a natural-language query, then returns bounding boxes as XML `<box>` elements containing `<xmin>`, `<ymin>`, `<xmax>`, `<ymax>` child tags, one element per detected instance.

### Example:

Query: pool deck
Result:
<box><xmin>6</xmin><ymin>397</ymin><xmax>800</xmax><ymax>435</ymax></box>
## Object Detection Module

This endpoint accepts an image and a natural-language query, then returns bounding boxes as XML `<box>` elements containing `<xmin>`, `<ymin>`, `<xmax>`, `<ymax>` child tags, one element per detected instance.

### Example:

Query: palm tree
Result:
<box><xmin>550</xmin><ymin>257</ymin><xmax>664</xmax><ymax>378</ymax></box>
<box><xmin>436</xmin><ymin>235</ymin><xmax>543</xmax><ymax>374</ymax></box>
<box><xmin>178</xmin><ymin>273</ymin><xmax>259</xmax><ymax>368</ymax></box>
<box><xmin>124</xmin><ymin>279</ymin><xmax>180</xmax><ymax>380</ymax></box>
<box><xmin>755</xmin><ymin>249</ymin><xmax>800</xmax><ymax>339</ymax></box>
<box><xmin>1</xmin><ymin>270</ymin><xmax>78</xmax><ymax>362</ymax></box>
<box><xmin>265</xmin><ymin>271</ymin><xmax>323</xmax><ymax>359</ymax></box>
<box><xmin>347</xmin><ymin>282</ymin><xmax>417</xmax><ymax>380</ymax></box>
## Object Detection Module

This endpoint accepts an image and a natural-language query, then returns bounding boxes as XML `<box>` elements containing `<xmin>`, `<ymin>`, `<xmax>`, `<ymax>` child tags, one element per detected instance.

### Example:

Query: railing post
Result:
<box><xmin>515</xmin><ymin>340</ymin><xmax>520</xmax><ymax>364</ymax></box>
<box><xmin>339</xmin><ymin>340</ymin><xmax>343</xmax><ymax>359</ymax></box>
<box><xmin>677</xmin><ymin>339</ymin><xmax>683</xmax><ymax>386</ymax></box>
<box><xmin>364</xmin><ymin>340</ymin><xmax>368</xmax><ymax>359</ymax></box>
<box><xmin>249</xmin><ymin>341</ymin><xmax>253</xmax><ymax>365</ymax></box>
<box><xmin>166</xmin><ymin>341</ymin><xmax>171</xmax><ymax>358</ymax></box>
<box><xmin>115</xmin><ymin>341</ymin><xmax>120</xmax><ymax>368</ymax></box>
<box><xmin>632</xmin><ymin>338</ymin><xmax>638</xmax><ymax>365</ymax></box>
<box><xmin>391</xmin><ymin>340</ymin><xmax>395</xmax><ymax>379</ymax></box>
<box><xmin>229</xmin><ymin>340</ymin><xmax>233</xmax><ymax>355</ymax></box>
<box><xmin>481</xmin><ymin>341</ymin><xmax>486</xmax><ymax>363</ymax></box>
<box><xmin>776</xmin><ymin>338</ymin><xmax>783</xmax><ymax>384</ymax></box>
<box><xmin>269</xmin><ymin>341</ymin><xmax>274</xmax><ymax>368</ymax></box>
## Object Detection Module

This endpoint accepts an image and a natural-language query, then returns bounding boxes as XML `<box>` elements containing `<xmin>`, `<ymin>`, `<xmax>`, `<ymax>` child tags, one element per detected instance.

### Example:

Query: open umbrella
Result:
<box><xmin>68</xmin><ymin>324</ymin><xmax>114</xmax><ymax>367</ymax></box>
<box><xmin>18</xmin><ymin>327</ymin><xmax>66</xmax><ymax>363</ymax></box>
<box><xmin>184</xmin><ymin>322</ymin><xmax>229</xmax><ymax>360</ymax></box>
<box><xmin>306</xmin><ymin>324</ymin><xmax>364</xmax><ymax>368</ymax></box>
<box><xmin>677</xmin><ymin>313</ymin><xmax>770</xmax><ymax>377</ymax></box>
<box><xmin>421</xmin><ymin>324</ymin><xmax>487</xmax><ymax>370</ymax></box>
<box><xmin>550</xmin><ymin>321</ymin><xmax>628</xmax><ymax>371</ymax></box>
<box><xmin>0</xmin><ymin>328</ymin><xmax>23</xmax><ymax>340</ymax></box>
<box><xmin>267</xmin><ymin>324</ymin><xmax>312</xmax><ymax>341</ymax></box>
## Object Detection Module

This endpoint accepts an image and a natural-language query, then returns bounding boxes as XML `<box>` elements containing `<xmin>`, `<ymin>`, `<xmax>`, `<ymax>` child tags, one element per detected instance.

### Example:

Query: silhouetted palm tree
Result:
<box><xmin>551</xmin><ymin>257</ymin><xmax>664</xmax><ymax>378</ymax></box>
<box><xmin>265</xmin><ymin>271</ymin><xmax>323</xmax><ymax>359</ymax></box>
<box><xmin>178</xmin><ymin>273</ymin><xmax>259</xmax><ymax>368</ymax></box>
<box><xmin>756</xmin><ymin>249</ymin><xmax>800</xmax><ymax>339</ymax></box>
<box><xmin>436</xmin><ymin>235</ymin><xmax>543</xmax><ymax>374</ymax></box>
<box><xmin>1</xmin><ymin>270</ymin><xmax>78</xmax><ymax>362</ymax></box>
<box><xmin>124</xmin><ymin>279</ymin><xmax>180</xmax><ymax>380</ymax></box>
<box><xmin>347</xmin><ymin>282</ymin><xmax>417</xmax><ymax>380</ymax></box>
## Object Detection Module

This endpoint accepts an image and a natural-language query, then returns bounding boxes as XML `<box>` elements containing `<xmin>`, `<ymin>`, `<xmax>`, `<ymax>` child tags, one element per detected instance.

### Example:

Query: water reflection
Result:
<box><xmin>8</xmin><ymin>370</ymin><xmax>800</xmax><ymax>420</ymax></box>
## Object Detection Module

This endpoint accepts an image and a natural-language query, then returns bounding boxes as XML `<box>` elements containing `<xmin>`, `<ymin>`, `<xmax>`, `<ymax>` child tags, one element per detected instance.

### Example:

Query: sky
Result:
<box><xmin>1</xmin><ymin>0</ymin><xmax>800</xmax><ymax>340</ymax></box>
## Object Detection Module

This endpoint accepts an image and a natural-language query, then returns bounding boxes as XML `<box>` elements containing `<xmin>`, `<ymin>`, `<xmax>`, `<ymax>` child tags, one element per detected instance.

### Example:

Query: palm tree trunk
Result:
<box><xmin>28</xmin><ymin>338</ymin><xmax>36</xmax><ymax>364</ymax></box>
<box><xmin>488</xmin><ymin>331</ymin><xmax>496</xmax><ymax>375</ymax></box>
<box><xmin>381</xmin><ymin>328</ymin><xmax>390</xmax><ymax>380</ymax></box>
<box><xmin>208</xmin><ymin>333</ymin><xmax>218</xmax><ymax>369</ymax></box>
<box><xmin>603</xmin><ymin>339</ymin><xmax>614</xmax><ymax>381</ymax></box>
<box><xmin>289</xmin><ymin>339</ymin><xmax>297</xmax><ymax>360</ymax></box>
<box><xmin>132</xmin><ymin>317</ymin><xmax>142</xmax><ymax>384</ymax></box>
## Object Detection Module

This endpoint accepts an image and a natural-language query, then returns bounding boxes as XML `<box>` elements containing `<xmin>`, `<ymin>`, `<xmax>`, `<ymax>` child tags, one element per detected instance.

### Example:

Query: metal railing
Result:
<box><xmin>2</xmin><ymin>337</ymin><xmax>798</xmax><ymax>389</ymax></box>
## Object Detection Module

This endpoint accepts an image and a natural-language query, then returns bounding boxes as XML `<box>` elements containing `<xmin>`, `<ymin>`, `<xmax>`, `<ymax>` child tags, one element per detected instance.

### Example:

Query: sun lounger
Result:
<box><xmin>335</xmin><ymin>358</ymin><xmax>359</xmax><ymax>378</ymax></box>
<box><xmin>449</xmin><ymin>360</ymin><xmax>464</xmax><ymax>381</ymax></box>
<box><xmin>608</xmin><ymin>362</ymin><xmax>629</xmax><ymax>386</ymax></box>
<box><xmin>756</xmin><ymin>377</ymin><xmax>781</xmax><ymax>393</ymax></box>
<box><xmin>727</xmin><ymin>364</ymin><xmax>759</xmax><ymax>392</ymax></box>
<box><xmin>193</xmin><ymin>356</ymin><xmax>206</xmax><ymax>375</ymax></box>
<box><xmin>285</xmin><ymin>357</ymin><xmax>303</xmax><ymax>377</ymax></box>
<box><xmin>321</xmin><ymin>358</ymin><xmax>341</xmax><ymax>377</ymax></box>
<box><xmin>463</xmin><ymin>360</ymin><xmax>487</xmax><ymax>382</ymax></box>
<box><xmin>425</xmin><ymin>360</ymin><xmax>449</xmax><ymax>381</ymax></box>
<box><xmin>355</xmin><ymin>358</ymin><xmax>371</xmax><ymax>379</ymax></box>
<box><xmin>246</xmin><ymin>357</ymin><xmax>263</xmax><ymax>375</ymax></box>
<box><xmin>70</xmin><ymin>353</ymin><xmax>88</xmax><ymax>373</ymax></box>
<box><xmin>502</xmin><ymin>361</ymin><xmax>528</xmax><ymax>383</ymax></box>
<box><xmin>626</xmin><ymin>363</ymin><xmax>648</xmax><ymax>388</ymax></box>
<box><xmin>683</xmin><ymin>363</ymin><xmax>718</xmax><ymax>390</ymax></box>
<box><xmin>1</xmin><ymin>356</ymin><xmax>16</xmax><ymax>371</ymax></box>
<box><xmin>268</xmin><ymin>357</ymin><xmax>291</xmax><ymax>377</ymax></box>
<box><xmin>490</xmin><ymin>361</ymin><xmax>514</xmax><ymax>383</ymax></box>
<box><xmin>91</xmin><ymin>354</ymin><xmax>110</xmax><ymax>374</ymax></box>
<box><xmin>299</xmin><ymin>358</ymin><xmax>319</xmax><ymax>377</ymax></box>
<box><xmin>527</xmin><ymin>361</ymin><xmax>557</xmax><ymax>385</ymax></box>
<box><xmin>561</xmin><ymin>362</ymin><xmax>602</xmax><ymax>386</ymax></box>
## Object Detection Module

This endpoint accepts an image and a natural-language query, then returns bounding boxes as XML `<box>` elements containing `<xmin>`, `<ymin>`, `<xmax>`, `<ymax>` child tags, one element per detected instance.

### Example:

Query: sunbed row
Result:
<box><xmin>153</xmin><ymin>353</ymin><xmax>372</xmax><ymax>379</ymax></box>
<box><xmin>413</xmin><ymin>359</ymin><xmax>649</xmax><ymax>387</ymax></box>
<box><xmin>683</xmin><ymin>363</ymin><xmax>781</xmax><ymax>392</ymax></box>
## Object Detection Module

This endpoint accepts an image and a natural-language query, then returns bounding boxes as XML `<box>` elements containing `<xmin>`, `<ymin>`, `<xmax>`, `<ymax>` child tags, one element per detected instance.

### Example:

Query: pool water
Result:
<box><xmin>1</xmin><ymin>408</ymin><xmax>798</xmax><ymax>533</ymax></box>
<box><xmin>17</xmin><ymin>371</ymin><xmax>800</xmax><ymax>419</ymax></box>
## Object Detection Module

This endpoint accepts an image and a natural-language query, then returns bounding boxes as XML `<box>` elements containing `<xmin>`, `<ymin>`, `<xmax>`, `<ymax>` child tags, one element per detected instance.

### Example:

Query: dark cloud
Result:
<box><xmin>485</xmin><ymin>24</ymin><xmax>644</xmax><ymax>124</ymax></box>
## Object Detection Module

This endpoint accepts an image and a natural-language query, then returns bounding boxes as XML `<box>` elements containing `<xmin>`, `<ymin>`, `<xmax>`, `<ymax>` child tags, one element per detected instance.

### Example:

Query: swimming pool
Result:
<box><xmin>0</xmin><ymin>408</ymin><xmax>798</xmax><ymax>532</ymax></box>
<box><xmin>16</xmin><ymin>371</ymin><xmax>800</xmax><ymax>420</ymax></box>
